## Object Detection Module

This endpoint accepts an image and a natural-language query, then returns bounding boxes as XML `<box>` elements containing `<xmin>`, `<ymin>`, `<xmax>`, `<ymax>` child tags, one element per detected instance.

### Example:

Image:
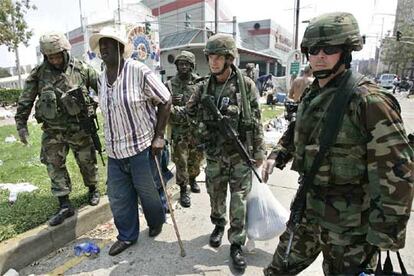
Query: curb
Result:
<box><xmin>0</xmin><ymin>166</ymin><xmax>179</xmax><ymax>275</ymax></box>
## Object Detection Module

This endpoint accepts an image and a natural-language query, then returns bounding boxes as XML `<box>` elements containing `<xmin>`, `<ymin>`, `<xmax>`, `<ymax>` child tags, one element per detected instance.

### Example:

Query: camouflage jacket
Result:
<box><xmin>290</xmin><ymin>70</ymin><xmax>414</xmax><ymax>250</ymax></box>
<box><xmin>166</xmin><ymin>73</ymin><xmax>202</xmax><ymax>133</ymax></box>
<box><xmin>15</xmin><ymin>55</ymin><xmax>98</xmax><ymax>131</ymax></box>
<box><xmin>185</xmin><ymin>67</ymin><xmax>265</xmax><ymax>161</ymax></box>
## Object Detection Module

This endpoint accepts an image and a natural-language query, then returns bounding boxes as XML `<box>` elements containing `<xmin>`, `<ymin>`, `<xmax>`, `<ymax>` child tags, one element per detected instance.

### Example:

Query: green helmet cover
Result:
<box><xmin>301</xmin><ymin>12</ymin><xmax>363</xmax><ymax>53</ymax></box>
<box><xmin>39</xmin><ymin>32</ymin><xmax>71</xmax><ymax>55</ymax></box>
<box><xmin>174</xmin><ymin>50</ymin><xmax>196</xmax><ymax>66</ymax></box>
<box><xmin>204</xmin><ymin>34</ymin><xmax>238</xmax><ymax>58</ymax></box>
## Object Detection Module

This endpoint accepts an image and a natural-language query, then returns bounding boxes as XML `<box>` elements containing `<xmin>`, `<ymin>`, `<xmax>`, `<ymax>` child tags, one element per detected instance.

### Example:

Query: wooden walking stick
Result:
<box><xmin>154</xmin><ymin>155</ymin><xmax>186</xmax><ymax>257</ymax></box>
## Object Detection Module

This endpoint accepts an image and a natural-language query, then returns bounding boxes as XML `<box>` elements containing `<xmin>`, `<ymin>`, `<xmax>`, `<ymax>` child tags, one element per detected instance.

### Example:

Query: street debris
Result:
<box><xmin>0</xmin><ymin>182</ymin><xmax>38</xmax><ymax>204</ymax></box>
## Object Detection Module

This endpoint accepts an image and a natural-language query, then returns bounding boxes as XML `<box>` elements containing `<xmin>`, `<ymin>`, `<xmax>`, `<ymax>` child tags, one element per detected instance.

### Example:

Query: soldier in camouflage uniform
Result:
<box><xmin>178</xmin><ymin>34</ymin><xmax>265</xmax><ymax>271</ymax></box>
<box><xmin>15</xmin><ymin>32</ymin><xmax>100</xmax><ymax>226</ymax></box>
<box><xmin>262</xmin><ymin>12</ymin><xmax>414</xmax><ymax>275</ymax></box>
<box><xmin>166</xmin><ymin>50</ymin><xmax>204</xmax><ymax>208</ymax></box>
<box><xmin>244</xmin><ymin>63</ymin><xmax>256</xmax><ymax>82</ymax></box>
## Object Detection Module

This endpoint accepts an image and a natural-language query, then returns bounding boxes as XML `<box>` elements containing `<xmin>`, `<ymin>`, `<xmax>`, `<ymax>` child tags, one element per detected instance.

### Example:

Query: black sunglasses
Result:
<box><xmin>308</xmin><ymin>46</ymin><xmax>343</xmax><ymax>55</ymax></box>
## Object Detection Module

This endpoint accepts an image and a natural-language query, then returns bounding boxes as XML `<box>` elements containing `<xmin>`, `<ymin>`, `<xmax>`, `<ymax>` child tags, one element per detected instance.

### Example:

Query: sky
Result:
<box><xmin>0</xmin><ymin>0</ymin><xmax>397</xmax><ymax>68</ymax></box>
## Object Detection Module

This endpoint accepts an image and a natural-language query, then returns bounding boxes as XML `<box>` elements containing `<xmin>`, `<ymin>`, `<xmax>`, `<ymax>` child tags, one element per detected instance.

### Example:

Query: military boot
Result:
<box><xmin>88</xmin><ymin>187</ymin><xmax>100</xmax><ymax>206</ymax></box>
<box><xmin>49</xmin><ymin>195</ymin><xmax>75</xmax><ymax>226</ymax></box>
<box><xmin>189</xmin><ymin>178</ymin><xmax>200</xmax><ymax>193</ymax></box>
<box><xmin>179</xmin><ymin>185</ymin><xmax>191</xmax><ymax>208</ymax></box>
<box><xmin>230</xmin><ymin>244</ymin><xmax>247</xmax><ymax>271</ymax></box>
<box><xmin>209</xmin><ymin>225</ymin><xmax>224</xmax><ymax>248</ymax></box>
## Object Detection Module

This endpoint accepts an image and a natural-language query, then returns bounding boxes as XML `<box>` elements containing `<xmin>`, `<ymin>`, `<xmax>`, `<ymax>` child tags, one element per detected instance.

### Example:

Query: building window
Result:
<box><xmin>167</xmin><ymin>54</ymin><xmax>175</xmax><ymax>64</ymax></box>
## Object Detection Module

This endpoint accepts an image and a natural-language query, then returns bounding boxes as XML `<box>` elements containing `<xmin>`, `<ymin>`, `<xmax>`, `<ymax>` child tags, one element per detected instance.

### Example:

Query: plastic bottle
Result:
<box><xmin>74</xmin><ymin>241</ymin><xmax>100</xmax><ymax>256</ymax></box>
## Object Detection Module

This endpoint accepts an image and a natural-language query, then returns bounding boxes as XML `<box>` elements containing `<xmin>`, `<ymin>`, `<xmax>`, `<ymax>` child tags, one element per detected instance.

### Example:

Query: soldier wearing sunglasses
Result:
<box><xmin>263</xmin><ymin>12</ymin><xmax>414</xmax><ymax>275</ymax></box>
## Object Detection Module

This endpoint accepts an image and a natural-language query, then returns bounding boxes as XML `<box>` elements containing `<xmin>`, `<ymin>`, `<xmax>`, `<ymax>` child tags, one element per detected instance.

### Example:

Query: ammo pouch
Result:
<box><xmin>35</xmin><ymin>89</ymin><xmax>58</xmax><ymax>120</ymax></box>
<box><xmin>60</xmin><ymin>90</ymin><xmax>82</xmax><ymax>116</ymax></box>
<box><xmin>224</xmin><ymin>104</ymin><xmax>240</xmax><ymax>130</ymax></box>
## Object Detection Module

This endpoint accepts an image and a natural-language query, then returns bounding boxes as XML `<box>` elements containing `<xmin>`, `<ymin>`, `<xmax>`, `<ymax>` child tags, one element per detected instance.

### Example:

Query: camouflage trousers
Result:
<box><xmin>40</xmin><ymin>129</ymin><xmax>98</xmax><ymax>197</ymax></box>
<box><xmin>172</xmin><ymin>134</ymin><xmax>204</xmax><ymax>187</ymax></box>
<box><xmin>264</xmin><ymin>219</ymin><xmax>378</xmax><ymax>275</ymax></box>
<box><xmin>205</xmin><ymin>155</ymin><xmax>252</xmax><ymax>245</ymax></box>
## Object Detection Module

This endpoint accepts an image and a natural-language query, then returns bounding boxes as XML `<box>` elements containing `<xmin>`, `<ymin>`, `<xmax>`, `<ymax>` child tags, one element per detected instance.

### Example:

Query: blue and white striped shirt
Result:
<box><xmin>98</xmin><ymin>59</ymin><xmax>170</xmax><ymax>159</ymax></box>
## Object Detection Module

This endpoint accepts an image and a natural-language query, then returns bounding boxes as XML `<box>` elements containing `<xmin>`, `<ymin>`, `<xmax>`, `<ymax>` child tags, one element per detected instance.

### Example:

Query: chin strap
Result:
<box><xmin>211</xmin><ymin>59</ymin><xmax>231</xmax><ymax>76</ymax></box>
<box><xmin>312</xmin><ymin>50</ymin><xmax>351</xmax><ymax>79</ymax></box>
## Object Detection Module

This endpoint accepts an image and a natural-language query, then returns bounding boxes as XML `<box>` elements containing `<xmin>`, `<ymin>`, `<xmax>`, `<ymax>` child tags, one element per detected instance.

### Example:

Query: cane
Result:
<box><xmin>154</xmin><ymin>155</ymin><xmax>186</xmax><ymax>257</ymax></box>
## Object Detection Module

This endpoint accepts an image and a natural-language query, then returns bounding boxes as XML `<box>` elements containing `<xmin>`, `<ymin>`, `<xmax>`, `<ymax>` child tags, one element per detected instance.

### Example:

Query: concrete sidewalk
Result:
<box><xmin>15</xmin><ymin>166</ymin><xmax>414</xmax><ymax>276</ymax></box>
<box><xmin>0</xmin><ymin>168</ymin><xmax>179</xmax><ymax>275</ymax></box>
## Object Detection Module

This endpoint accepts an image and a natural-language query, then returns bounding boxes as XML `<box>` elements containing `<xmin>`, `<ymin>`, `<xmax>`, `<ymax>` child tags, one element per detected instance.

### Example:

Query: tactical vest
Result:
<box><xmin>168</xmin><ymin>73</ymin><xmax>200</xmax><ymax>128</ymax></box>
<box><xmin>293</xmin><ymin>73</ymin><xmax>371</xmax><ymax>234</ymax></box>
<box><xmin>200</xmin><ymin>67</ymin><xmax>253</xmax><ymax>157</ymax></box>
<box><xmin>34</xmin><ymin>58</ymin><xmax>91</xmax><ymax>129</ymax></box>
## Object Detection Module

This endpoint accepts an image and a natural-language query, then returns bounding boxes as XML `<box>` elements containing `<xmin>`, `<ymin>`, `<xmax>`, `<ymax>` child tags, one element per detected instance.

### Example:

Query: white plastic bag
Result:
<box><xmin>246</xmin><ymin>169</ymin><xmax>289</xmax><ymax>241</ymax></box>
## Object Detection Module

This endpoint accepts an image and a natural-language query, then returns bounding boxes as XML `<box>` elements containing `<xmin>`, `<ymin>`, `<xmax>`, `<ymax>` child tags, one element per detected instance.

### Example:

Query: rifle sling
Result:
<box><xmin>302</xmin><ymin>70</ymin><xmax>364</xmax><ymax>196</ymax></box>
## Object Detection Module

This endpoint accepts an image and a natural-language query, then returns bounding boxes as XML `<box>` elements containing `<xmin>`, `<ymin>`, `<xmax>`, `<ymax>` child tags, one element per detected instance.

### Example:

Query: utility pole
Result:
<box><xmin>375</xmin><ymin>17</ymin><xmax>384</xmax><ymax>77</ymax></box>
<box><xmin>293</xmin><ymin>0</ymin><xmax>300</xmax><ymax>49</ymax></box>
<box><xmin>232</xmin><ymin>16</ymin><xmax>237</xmax><ymax>40</ymax></box>
<box><xmin>117</xmin><ymin>0</ymin><xmax>121</xmax><ymax>24</ymax></box>
<box><xmin>11</xmin><ymin>1</ymin><xmax>22</xmax><ymax>89</ymax></box>
<box><xmin>215</xmin><ymin>0</ymin><xmax>218</xmax><ymax>34</ymax></box>
<box><xmin>79</xmin><ymin>0</ymin><xmax>83</xmax><ymax>30</ymax></box>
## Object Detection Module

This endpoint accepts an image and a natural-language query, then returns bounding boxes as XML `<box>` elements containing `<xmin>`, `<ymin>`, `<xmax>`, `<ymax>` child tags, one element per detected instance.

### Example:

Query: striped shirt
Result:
<box><xmin>98</xmin><ymin>59</ymin><xmax>170</xmax><ymax>159</ymax></box>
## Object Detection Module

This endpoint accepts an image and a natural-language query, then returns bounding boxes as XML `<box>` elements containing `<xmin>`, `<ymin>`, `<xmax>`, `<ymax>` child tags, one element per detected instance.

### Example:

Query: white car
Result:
<box><xmin>378</xmin><ymin>74</ymin><xmax>396</xmax><ymax>89</ymax></box>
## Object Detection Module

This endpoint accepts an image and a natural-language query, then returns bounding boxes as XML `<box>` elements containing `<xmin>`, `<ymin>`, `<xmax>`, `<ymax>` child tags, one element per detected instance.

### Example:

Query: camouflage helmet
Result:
<box><xmin>300</xmin><ymin>12</ymin><xmax>363</xmax><ymax>54</ymax></box>
<box><xmin>174</xmin><ymin>50</ymin><xmax>196</xmax><ymax>67</ymax></box>
<box><xmin>39</xmin><ymin>32</ymin><xmax>71</xmax><ymax>55</ymax></box>
<box><xmin>204</xmin><ymin>34</ymin><xmax>238</xmax><ymax>58</ymax></box>
<box><xmin>246</xmin><ymin>63</ymin><xmax>255</xmax><ymax>70</ymax></box>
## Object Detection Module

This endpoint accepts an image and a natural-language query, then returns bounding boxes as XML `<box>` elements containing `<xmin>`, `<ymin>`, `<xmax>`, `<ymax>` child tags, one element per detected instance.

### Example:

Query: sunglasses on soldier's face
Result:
<box><xmin>308</xmin><ymin>46</ymin><xmax>343</xmax><ymax>55</ymax></box>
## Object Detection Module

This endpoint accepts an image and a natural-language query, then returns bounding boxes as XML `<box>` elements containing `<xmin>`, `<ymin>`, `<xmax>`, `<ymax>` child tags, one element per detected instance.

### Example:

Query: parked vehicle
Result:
<box><xmin>378</xmin><ymin>73</ymin><xmax>396</xmax><ymax>89</ymax></box>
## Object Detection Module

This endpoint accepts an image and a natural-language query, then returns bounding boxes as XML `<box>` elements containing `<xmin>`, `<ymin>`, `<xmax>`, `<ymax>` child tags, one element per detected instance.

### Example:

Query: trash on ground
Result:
<box><xmin>3</xmin><ymin>268</ymin><xmax>19</xmax><ymax>276</ymax></box>
<box><xmin>0</xmin><ymin>109</ymin><xmax>14</xmax><ymax>120</ymax></box>
<box><xmin>0</xmin><ymin>183</ymin><xmax>38</xmax><ymax>204</ymax></box>
<box><xmin>74</xmin><ymin>241</ymin><xmax>100</xmax><ymax>256</ymax></box>
<box><xmin>5</xmin><ymin>135</ymin><xmax>17</xmax><ymax>143</ymax></box>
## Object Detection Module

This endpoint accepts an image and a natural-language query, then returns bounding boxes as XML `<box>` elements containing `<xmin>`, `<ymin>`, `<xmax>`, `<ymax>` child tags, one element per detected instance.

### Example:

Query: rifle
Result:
<box><xmin>66</xmin><ymin>87</ymin><xmax>106</xmax><ymax>166</ymax></box>
<box><xmin>283</xmin><ymin>176</ymin><xmax>305</xmax><ymax>267</ymax></box>
<box><xmin>201</xmin><ymin>95</ymin><xmax>262</xmax><ymax>183</ymax></box>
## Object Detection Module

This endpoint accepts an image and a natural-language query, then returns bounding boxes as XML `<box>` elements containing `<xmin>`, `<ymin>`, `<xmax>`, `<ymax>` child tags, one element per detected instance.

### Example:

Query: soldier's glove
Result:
<box><xmin>275</xmin><ymin>151</ymin><xmax>293</xmax><ymax>170</ymax></box>
<box><xmin>262</xmin><ymin>158</ymin><xmax>276</xmax><ymax>183</ymax></box>
<box><xmin>18</xmin><ymin>127</ymin><xmax>29</xmax><ymax>145</ymax></box>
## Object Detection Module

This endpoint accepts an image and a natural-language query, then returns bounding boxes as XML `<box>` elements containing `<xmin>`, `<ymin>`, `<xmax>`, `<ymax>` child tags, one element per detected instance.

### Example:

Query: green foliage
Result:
<box><xmin>0</xmin><ymin>68</ymin><xmax>11</xmax><ymax>78</ymax></box>
<box><xmin>0</xmin><ymin>118</ymin><xmax>107</xmax><ymax>242</ymax></box>
<box><xmin>0</xmin><ymin>0</ymin><xmax>36</xmax><ymax>50</ymax></box>
<box><xmin>261</xmin><ymin>104</ymin><xmax>284</xmax><ymax>123</ymax></box>
<box><xmin>0</xmin><ymin>88</ymin><xmax>22</xmax><ymax>105</ymax></box>
<box><xmin>381</xmin><ymin>23</ymin><xmax>414</xmax><ymax>75</ymax></box>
